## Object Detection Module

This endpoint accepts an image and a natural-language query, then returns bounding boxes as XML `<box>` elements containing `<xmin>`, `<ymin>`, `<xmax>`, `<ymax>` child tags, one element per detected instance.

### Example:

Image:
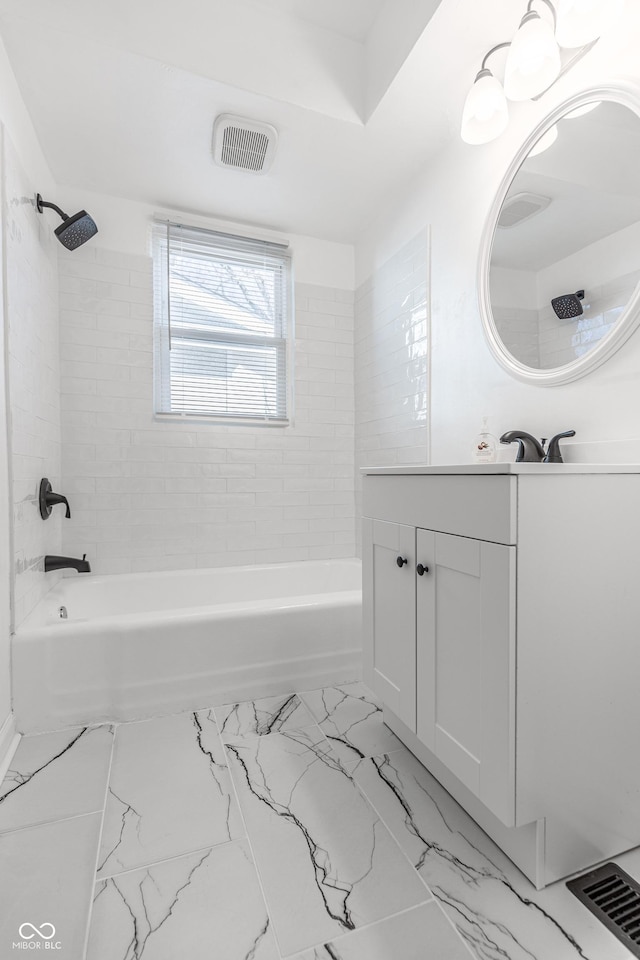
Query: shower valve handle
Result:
<box><xmin>39</xmin><ymin>478</ymin><xmax>71</xmax><ymax>519</ymax></box>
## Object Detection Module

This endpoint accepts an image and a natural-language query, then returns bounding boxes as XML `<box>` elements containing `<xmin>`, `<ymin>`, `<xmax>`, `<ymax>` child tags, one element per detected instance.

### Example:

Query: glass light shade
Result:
<box><xmin>461</xmin><ymin>70</ymin><xmax>509</xmax><ymax>145</ymax></box>
<box><xmin>504</xmin><ymin>12</ymin><xmax>562</xmax><ymax>101</ymax></box>
<box><xmin>528</xmin><ymin>124</ymin><xmax>558</xmax><ymax>157</ymax></box>
<box><xmin>555</xmin><ymin>0</ymin><xmax>624</xmax><ymax>48</ymax></box>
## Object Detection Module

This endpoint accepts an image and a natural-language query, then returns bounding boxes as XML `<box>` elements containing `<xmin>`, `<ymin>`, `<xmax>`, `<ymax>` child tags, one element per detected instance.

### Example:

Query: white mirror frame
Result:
<box><xmin>478</xmin><ymin>83</ymin><xmax>640</xmax><ymax>386</ymax></box>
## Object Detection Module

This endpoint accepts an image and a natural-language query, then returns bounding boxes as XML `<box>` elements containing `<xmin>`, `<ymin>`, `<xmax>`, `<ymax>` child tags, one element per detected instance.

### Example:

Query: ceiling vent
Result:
<box><xmin>212</xmin><ymin>115</ymin><xmax>278</xmax><ymax>175</ymax></box>
<box><xmin>497</xmin><ymin>192</ymin><xmax>551</xmax><ymax>228</ymax></box>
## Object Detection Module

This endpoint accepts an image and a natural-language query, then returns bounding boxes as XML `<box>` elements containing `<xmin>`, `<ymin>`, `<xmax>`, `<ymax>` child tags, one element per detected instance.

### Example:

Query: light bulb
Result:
<box><xmin>556</xmin><ymin>0</ymin><xmax>624</xmax><ymax>48</ymax></box>
<box><xmin>461</xmin><ymin>69</ymin><xmax>509</xmax><ymax>145</ymax></box>
<box><xmin>528</xmin><ymin>124</ymin><xmax>559</xmax><ymax>157</ymax></box>
<box><xmin>504</xmin><ymin>11</ymin><xmax>562</xmax><ymax>101</ymax></box>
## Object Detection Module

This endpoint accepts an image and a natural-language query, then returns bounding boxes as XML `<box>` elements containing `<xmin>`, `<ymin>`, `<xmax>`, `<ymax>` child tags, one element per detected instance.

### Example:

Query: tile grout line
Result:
<box><xmin>215</xmin><ymin>707</ymin><xmax>287</xmax><ymax>960</ymax></box>
<box><xmin>281</xmin><ymin>901</ymin><xmax>452</xmax><ymax>960</ymax></box>
<box><xmin>0</xmin><ymin>808</ymin><xmax>105</xmax><ymax>837</ymax></box>
<box><xmin>66</xmin><ymin>685</ymin><xmax>463</xmax><ymax>960</ymax></box>
<box><xmin>219</xmin><ymin>685</ymin><xmax>439</xmax><ymax>960</ymax></box>
<box><xmin>81</xmin><ymin>724</ymin><xmax>117</xmax><ymax>960</ymax></box>
<box><xmin>91</xmin><ymin>838</ymin><xmax>239</xmax><ymax>883</ymax></box>
<box><xmin>349</xmin><ymin>768</ymin><xmax>435</xmax><ymax>898</ymax></box>
<box><xmin>290</xmin><ymin>686</ymin><xmax>442</xmax><ymax>954</ymax></box>
<box><xmin>346</xmin><ymin>755</ymin><xmax>477</xmax><ymax>960</ymax></box>
<box><xmin>213</xmin><ymin>691</ymin><xmax>374</xmax><ymax>957</ymax></box>
<box><xmin>429</xmin><ymin>899</ymin><xmax>478</xmax><ymax>960</ymax></box>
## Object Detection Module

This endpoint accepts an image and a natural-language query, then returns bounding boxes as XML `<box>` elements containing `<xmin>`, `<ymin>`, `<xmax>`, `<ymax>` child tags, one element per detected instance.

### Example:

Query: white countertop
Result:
<box><xmin>361</xmin><ymin>462</ymin><xmax>640</xmax><ymax>475</ymax></box>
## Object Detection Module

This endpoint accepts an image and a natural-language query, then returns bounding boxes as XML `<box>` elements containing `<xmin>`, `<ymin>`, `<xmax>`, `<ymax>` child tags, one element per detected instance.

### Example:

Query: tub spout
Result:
<box><xmin>44</xmin><ymin>554</ymin><xmax>91</xmax><ymax>573</ymax></box>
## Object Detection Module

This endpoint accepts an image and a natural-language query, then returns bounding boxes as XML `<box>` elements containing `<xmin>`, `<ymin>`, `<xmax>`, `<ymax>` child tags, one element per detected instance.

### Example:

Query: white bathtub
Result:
<box><xmin>12</xmin><ymin>559</ymin><xmax>362</xmax><ymax>733</ymax></box>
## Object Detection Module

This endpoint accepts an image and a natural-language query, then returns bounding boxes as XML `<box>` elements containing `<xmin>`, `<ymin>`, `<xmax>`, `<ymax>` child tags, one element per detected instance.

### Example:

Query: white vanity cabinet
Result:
<box><xmin>364</xmin><ymin>518</ymin><xmax>417</xmax><ymax>730</ymax></box>
<box><xmin>416</xmin><ymin>529</ymin><xmax>516</xmax><ymax>828</ymax></box>
<box><xmin>362</xmin><ymin>464</ymin><xmax>640</xmax><ymax>889</ymax></box>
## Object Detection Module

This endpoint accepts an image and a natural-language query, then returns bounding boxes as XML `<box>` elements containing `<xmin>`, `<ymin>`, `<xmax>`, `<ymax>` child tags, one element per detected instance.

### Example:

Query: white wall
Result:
<box><xmin>536</xmin><ymin>219</ymin><xmax>640</xmax><ymax>307</ymax></box>
<box><xmin>355</xmin><ymin>8</ymin><xmax>640</xmax><ymax>464</ymax></box>
<box><xmin>0</xmin><ymin>33</ymin><xmax>58</xmax><ymax>741</ymax></box>
<box><xmin>354</xmin><ymin>229</ymin><xmax>429</xmax><ymax>551</ymax></box>
<box><xmin>490</xmin><ymin>266</ymin><xmax>537</xmax><ymax>310</ymax></box>
<box><xmin>58</xmin><ymin>196</ymin><xmax>356</xmax><ymax>574</ymax></box>
<box><xmin>0</xmin><ymin>130</ymin><xmax>10</xmax><ymax>735</ymax></box>
<box><xmin>5</xmin><ymin>137</ymin><xmax>61</xmax><ymax>627</ymax></box>
<box><xmin>56</xmin><ymin>189</ymin><xmax>355</xmax><ymax>290</ymax></box>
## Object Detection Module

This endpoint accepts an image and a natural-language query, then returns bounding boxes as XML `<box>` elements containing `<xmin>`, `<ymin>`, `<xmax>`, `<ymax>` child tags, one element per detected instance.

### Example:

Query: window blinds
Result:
<box><xmin>152</xmin><ymin>221</ymin><xmax>291</xmax><ymax>423</ymax></box>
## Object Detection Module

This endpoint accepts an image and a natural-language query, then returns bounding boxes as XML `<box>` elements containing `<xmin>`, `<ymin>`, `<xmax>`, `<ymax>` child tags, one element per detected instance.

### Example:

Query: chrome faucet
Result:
<box><xmin>44</xmin><ymin>554</ymin><xmax>91</xmax><ymax>573</ymax></box>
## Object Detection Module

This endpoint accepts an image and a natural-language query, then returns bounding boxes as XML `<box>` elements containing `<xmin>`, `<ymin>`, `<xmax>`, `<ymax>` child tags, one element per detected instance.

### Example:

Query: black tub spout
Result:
<box><xmin>44</xmin><ymin>555</ymin><xmax>91</xmax><ymax>573</ymax></box>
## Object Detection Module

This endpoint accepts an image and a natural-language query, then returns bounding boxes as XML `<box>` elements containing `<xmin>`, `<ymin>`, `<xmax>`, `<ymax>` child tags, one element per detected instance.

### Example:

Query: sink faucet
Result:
<box><xmin>499</xmin><ymin>430</ymin><xmax>546</xmax><ymax>462</ymax></box>
<box><xmin>543</xmin><ymin>430</ymin><xmax>576</xmax><ymax>463</ymax></box>
<box><xmin>44</xmin><ymin>554</ymin><xmax>91</xmax><ymax>573</ymax></box>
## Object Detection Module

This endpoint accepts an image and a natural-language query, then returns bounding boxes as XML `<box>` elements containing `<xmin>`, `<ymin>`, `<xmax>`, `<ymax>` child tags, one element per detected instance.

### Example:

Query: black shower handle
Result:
<box><xmin>39</xmin><ymin>478</ymin><xmax>71</xmax><ymax>519</ymax></box>
<box><xmin>48</xmin><ymin>492</ymin><xmax>71</xmax><ymax>519</ymax></box>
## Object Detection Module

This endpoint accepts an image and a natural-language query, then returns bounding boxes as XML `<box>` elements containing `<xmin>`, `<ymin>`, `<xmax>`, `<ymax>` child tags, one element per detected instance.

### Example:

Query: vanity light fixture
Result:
<box><xmin>503</xmin><ymin>0</ymin><xmax>561</xmax><ymax>102</ymax></box>
<box><xmin>460</xmin><ymin>43</ymin><xmax>510</xmax><ymax>145</ymax></box>
<box><xmin>461</xmin><ymin>0</ymin><xmax>622</xmax><ymax>146</ymax></box>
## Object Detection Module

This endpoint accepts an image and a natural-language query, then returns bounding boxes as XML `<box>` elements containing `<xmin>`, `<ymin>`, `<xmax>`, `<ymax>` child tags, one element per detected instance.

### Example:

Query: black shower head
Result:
<box><xmin>551</xmin><ymin>289</ymin><xmax>585</xmax><ymax>320</ymax></box>
<box><xmin>36</xmin><ymin>194</ymin><xmax>98</xmax><ymax>250</ymax></box>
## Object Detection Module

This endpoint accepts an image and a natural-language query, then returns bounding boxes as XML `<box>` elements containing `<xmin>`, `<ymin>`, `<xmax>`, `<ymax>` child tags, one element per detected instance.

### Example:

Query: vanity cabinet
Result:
<box><xmin>364</xmin><ymin>519</ymin><xmax>416</xmax><ymax>730</ymax></box>
<box><xmin>362</xmin><ymin>465</ymin><xmax>640</xmax><ymax>888</ymax></box>
<box><xmin>363</xmin><ymin>484</ymin><xmax>515</xmax><ymax>828</ymax></box>
<box><xmin>416</xmin><ymin>529</ymin><xmax>515</xmax><ymax>827</ymax></box>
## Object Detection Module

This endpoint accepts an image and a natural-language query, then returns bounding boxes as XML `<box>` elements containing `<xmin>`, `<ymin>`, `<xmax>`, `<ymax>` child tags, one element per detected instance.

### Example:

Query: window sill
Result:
<box><xmin>154</xmin><ymin>412</ymin><xmax>290</xmax><ymax>428</ymax></box>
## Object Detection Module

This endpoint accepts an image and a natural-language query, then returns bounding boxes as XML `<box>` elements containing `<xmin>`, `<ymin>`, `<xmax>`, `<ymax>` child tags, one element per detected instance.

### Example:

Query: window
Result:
<box><xmin>152</xmin><ymin>221</ymin><xmax>292</xmax><ymax>423</ymax></box>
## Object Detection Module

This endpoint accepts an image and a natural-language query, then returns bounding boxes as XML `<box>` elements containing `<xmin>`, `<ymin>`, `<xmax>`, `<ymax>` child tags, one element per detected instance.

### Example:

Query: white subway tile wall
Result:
<box><xmin>538</xmin><ymin>272</ymin><xmax>640</xmax><ymax>369</ymax></box>
<box><xmin>59</xmin><ymin>247</ymin><xmax>355</xmax><ymax>573</ymax></box>
<box><xmin>494</xmin><ymin>270</ymin><xmax>640</xmax><ymax>371</ymax></box>
<box><xmin>354</xmin><ymin>230</ymin><xmax>429</xmax><ymax>552</ymax></box>
<box><xmin>494</xmin><ymin>308</ymin><xmax>540</xmax><ymax>368</ymax></box>
<box><xmin>4</xmin><ymin>135</ymin><xmax>61</xmax><ymax>627</ymax></box>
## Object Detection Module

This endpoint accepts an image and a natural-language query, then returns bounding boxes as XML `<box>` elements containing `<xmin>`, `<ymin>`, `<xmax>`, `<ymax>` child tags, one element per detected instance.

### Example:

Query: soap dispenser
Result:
<box><xmin>473</xmin><ymin>417</ymin><xmax>497</xmax><ymax>463</ymax></box>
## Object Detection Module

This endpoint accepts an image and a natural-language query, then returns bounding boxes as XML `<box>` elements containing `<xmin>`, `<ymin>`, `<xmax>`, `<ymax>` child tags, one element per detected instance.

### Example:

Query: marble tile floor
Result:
<box><xmin>0</xmin><ymin>682</ymin><xmax>638</xmax><ymax>959</ymax></box>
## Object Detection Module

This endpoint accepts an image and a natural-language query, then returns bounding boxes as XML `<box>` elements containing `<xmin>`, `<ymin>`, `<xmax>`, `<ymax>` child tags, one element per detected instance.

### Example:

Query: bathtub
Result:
<box><xmin>12</xmin><ymin>559</ymin><xmax>362</xmax><ymax>733</ymax></box>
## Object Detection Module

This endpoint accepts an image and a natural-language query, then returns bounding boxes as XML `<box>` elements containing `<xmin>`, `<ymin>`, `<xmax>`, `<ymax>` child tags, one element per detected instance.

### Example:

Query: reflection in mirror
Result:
<box><xmin>489</xmin><ymin>100</ymin><xmax>640</xmax><ymax>370</ymax></box>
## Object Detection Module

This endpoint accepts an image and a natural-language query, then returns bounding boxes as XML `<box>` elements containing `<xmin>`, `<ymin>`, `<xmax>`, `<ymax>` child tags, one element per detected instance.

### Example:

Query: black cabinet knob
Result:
<box><xmin>396</xmin><ymin>556</ymin><xmax>408</xmax><ymax>568</ymax></box>
<box><xmin>416</xmin><ymin>563</ymin><xmax>429</xmax><ymax>576</ymax></box>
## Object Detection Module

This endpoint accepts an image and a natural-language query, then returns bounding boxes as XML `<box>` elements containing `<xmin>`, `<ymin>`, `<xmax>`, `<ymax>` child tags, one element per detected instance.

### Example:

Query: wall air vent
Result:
<box><xmin>497</xmin><ymin>192</ymin><xmax>551</xmax><ymax>228</ymax></box>
<box><xmin>212</xmin><ymin>115</ymin><xmax>278</xmax><ymax>174</ymax></box>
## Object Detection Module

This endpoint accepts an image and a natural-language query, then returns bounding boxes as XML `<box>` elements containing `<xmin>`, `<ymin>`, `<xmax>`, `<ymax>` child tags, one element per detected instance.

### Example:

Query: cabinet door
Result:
<box><xmin>362</xmin><ymin>517</ymin><xmax>416</xmax><ymax>731</ymax></box>
<box><xmin>416</xmin><ymin>530</ymin><xmax>516</xmax><ymax>826</ymax></box>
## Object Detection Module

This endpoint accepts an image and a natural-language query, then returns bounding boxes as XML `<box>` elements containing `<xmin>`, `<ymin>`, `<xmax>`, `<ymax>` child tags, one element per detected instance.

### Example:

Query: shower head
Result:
<box><xmin>551</xmin><ymin>289</ymin><xmax>585</xmax><ymax>320</ymax></box>
<box><xmin>36</xmin><ymin>194</ymin><xmax>98</xmax><ymax>250</ymax></box>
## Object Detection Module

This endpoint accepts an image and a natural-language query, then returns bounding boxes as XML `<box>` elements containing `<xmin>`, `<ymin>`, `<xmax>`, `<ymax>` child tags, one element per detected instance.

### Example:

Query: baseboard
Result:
<box><xmin>0</xmin><ymin>712</ymin><xmax>20</xmax><ymax>783</ymax></box>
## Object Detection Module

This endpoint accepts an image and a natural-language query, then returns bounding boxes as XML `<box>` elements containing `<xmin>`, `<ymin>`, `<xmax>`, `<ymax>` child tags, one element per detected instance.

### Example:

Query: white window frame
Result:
<box><xmin>152</xmin><ymin>220</ymin><xmax>293</xmax><ymax>426</ymax></box>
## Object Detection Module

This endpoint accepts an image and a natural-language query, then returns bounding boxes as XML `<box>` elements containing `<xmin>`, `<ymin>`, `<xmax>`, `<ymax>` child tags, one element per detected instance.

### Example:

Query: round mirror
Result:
<box><xmin>479</xmin><ymin>87</ymin><xmax>640</xmax><ymax>385</ymax></box>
